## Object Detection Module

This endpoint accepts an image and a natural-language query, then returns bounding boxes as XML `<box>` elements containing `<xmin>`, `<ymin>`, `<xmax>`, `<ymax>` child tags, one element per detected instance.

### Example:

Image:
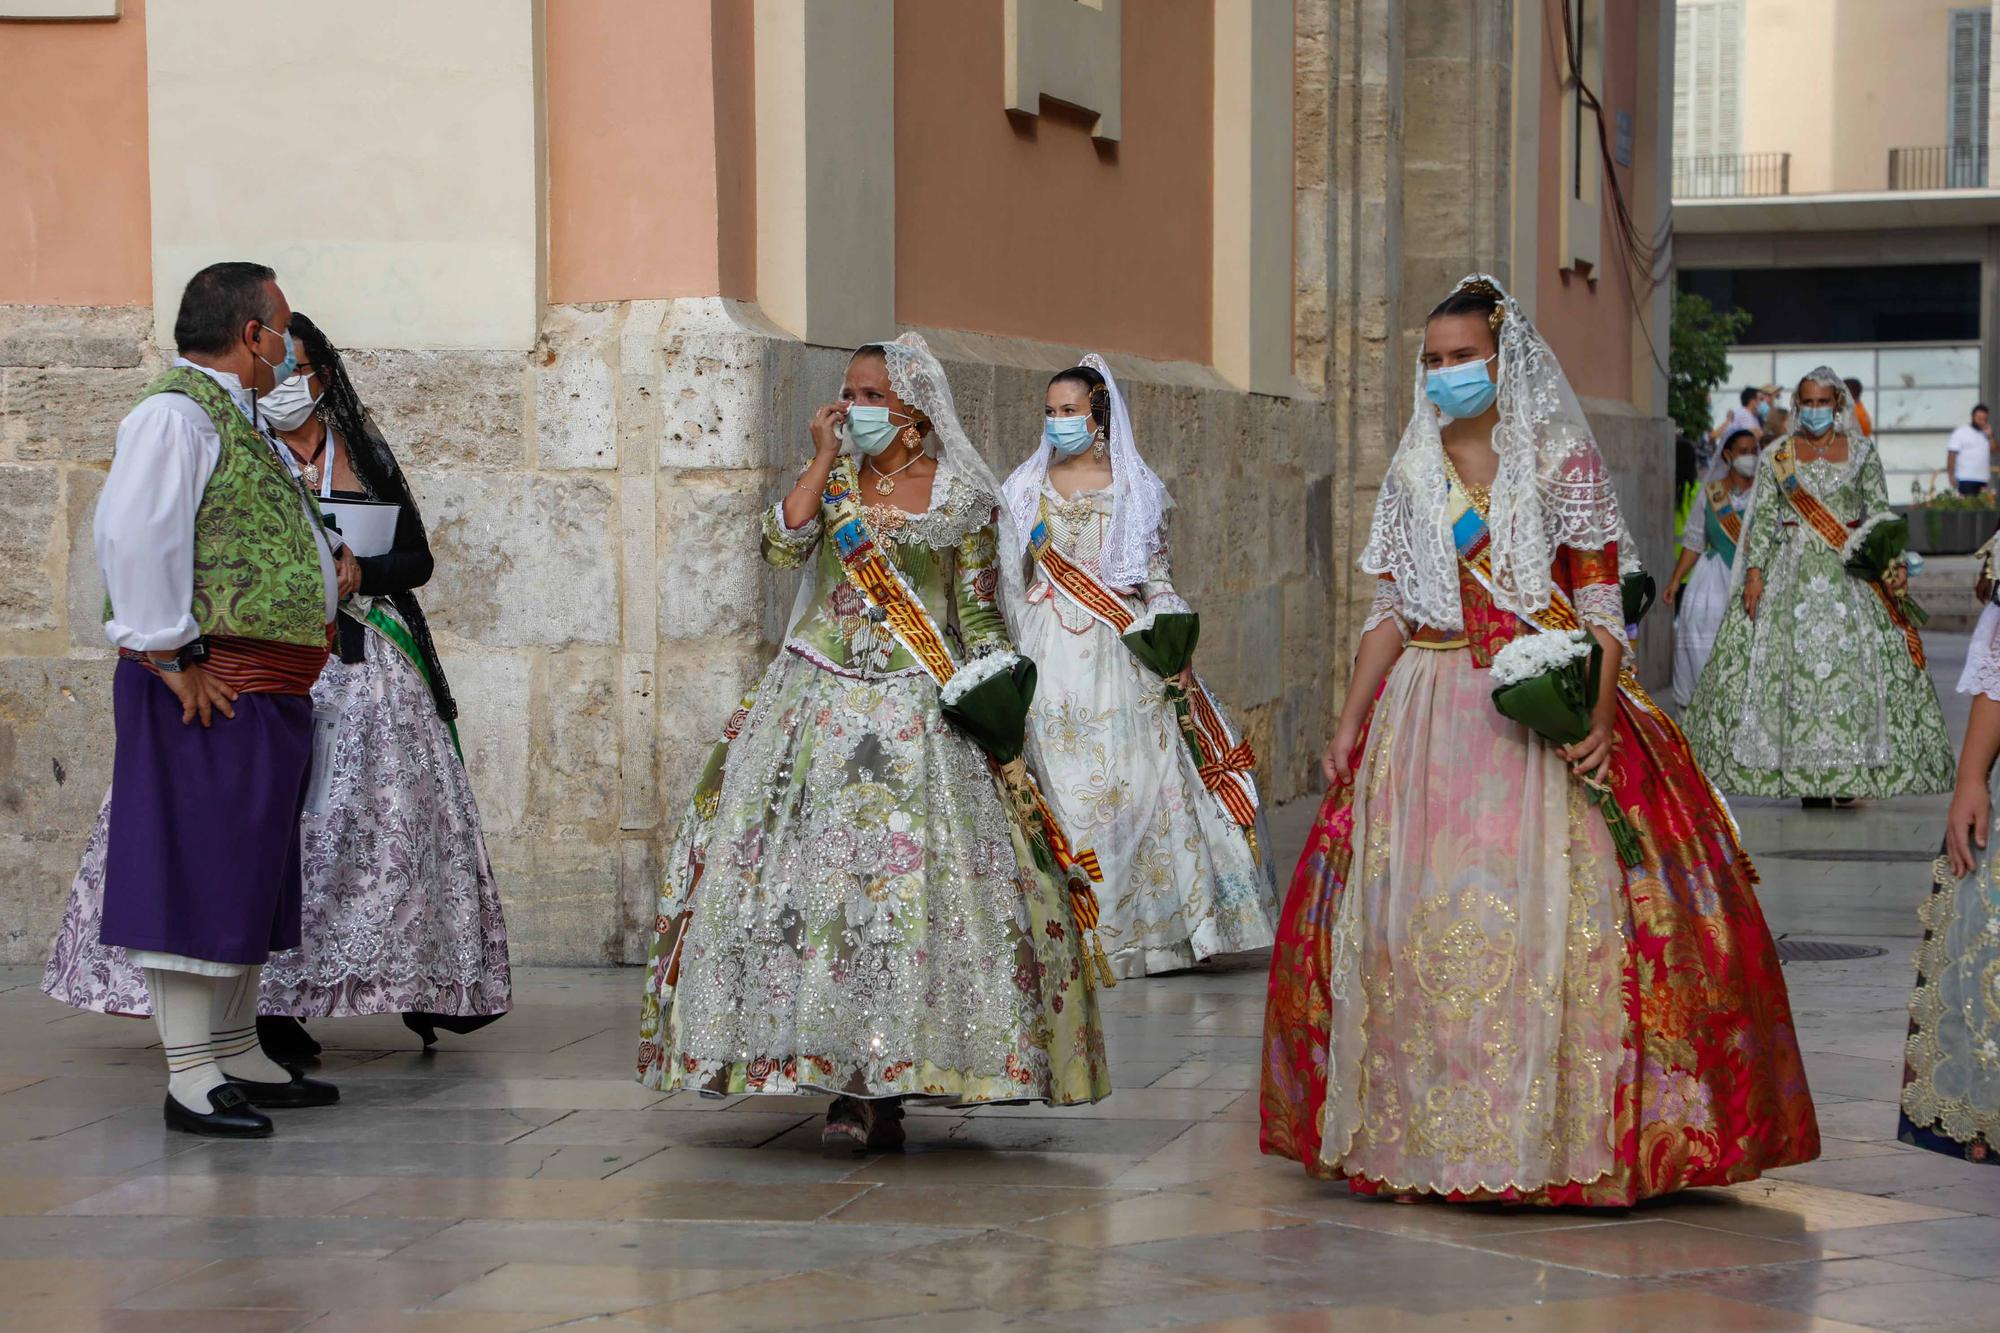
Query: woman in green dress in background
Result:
<box><xmin>635</xmin><ymin>334</ymin><xmax>1109</xmax><ymax>1152</ymax></box>
<box><xmin>1684</xmin><ymin>367</ymin><xmax>1952</xmax><ymax>804</ymax></box>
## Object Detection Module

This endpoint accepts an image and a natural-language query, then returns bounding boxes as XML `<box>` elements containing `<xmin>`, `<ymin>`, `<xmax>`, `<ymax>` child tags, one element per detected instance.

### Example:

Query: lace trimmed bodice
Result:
<box><xmin>1028</xmin><ymin>481</ymin><xmax>1188</xmax><ymax>624</ymax></box>
<box><xmin>759</xmin><ymin>468</ymin><xmax>1010</xmax><ymax>679</ymax></box>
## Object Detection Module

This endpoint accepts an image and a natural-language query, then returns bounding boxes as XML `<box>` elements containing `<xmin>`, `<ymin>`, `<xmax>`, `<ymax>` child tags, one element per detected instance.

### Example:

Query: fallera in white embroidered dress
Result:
<box><xmin>1015</xmin><ymin>480</ymin><xmax>1277</xmax><ymax>978</ymax></box>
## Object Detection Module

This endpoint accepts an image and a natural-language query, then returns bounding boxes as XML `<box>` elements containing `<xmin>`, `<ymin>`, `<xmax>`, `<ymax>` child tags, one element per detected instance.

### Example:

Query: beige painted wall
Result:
<box><xmin>0</xmin><ymin>0</ymin><xmax>151</xmax><ymax>305</ymax></box>
<box><xmin>145</xmin><ymin>0</ymin><xmax>545</xmax><ymax>351</ymax></box>
<box><xmin>1741</xmin><ymin>0</ymin><xmax>1966</xmax><ymax>194</ymax></box>
<box><xmin>894</xmin><ymin>0</ymin><xmax>1214</xmax><ymax>366</ymax></box>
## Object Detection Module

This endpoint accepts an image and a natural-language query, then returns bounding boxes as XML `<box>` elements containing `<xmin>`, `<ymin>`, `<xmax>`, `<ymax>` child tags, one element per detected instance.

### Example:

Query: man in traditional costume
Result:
<box><xmin>93</xmin><ymin>262</ymin><xmax>342</xmax><ymax>1136</ymax></box>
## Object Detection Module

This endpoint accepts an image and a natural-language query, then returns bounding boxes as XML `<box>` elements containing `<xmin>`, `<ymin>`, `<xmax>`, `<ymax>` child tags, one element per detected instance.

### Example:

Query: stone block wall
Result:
<box><xmin>0</xmin><ymin>298</ymin><xmax>1342</xmax><ymax>966</ymax></box>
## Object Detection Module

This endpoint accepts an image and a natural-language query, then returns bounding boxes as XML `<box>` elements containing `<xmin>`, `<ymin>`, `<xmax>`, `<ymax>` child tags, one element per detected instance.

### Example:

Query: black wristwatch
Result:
<box><xmin>178</xmin><ymin>637</ymin><xmax>210</xmax><ymax>667</ymax></box>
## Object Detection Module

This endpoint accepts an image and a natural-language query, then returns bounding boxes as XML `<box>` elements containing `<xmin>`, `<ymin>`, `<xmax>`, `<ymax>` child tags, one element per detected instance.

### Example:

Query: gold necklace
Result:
<box><xmin>866</xmin><ymin>450</ymin><xmax>923</xmax><ymax>496</ymax></box>
<box><xmin>1442</xmin><ymin>451</ymin><xmax>1492</xmax><ymax>514</ymax></box>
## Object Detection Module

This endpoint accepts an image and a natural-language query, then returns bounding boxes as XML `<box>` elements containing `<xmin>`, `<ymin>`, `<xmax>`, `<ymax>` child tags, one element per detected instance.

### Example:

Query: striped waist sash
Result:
<box><xmin>123</xmin><ymin>632</ymin><xmax>331</xmax><ymax>696</ymax></box>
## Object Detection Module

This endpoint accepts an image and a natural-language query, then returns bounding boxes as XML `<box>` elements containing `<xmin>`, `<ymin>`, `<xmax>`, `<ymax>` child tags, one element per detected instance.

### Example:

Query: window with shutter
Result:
<box><xmin>1672</xmin><ymin>0</ymin><xmax>1745</xmax><ymax>196</ymax></box>
<box><xmin>1948</xmin><ymin>7</ymin><xmax>1991</xmax><ymax>187</ymax></box>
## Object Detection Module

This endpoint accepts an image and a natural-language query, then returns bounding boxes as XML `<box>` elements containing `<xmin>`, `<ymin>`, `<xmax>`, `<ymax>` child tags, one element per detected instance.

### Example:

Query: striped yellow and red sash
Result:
<box><xmin>1768</xmin><ymin>443</ymin><xmax>1924</xmax><ymax>668</ymax></box>
<box><xmin>1446</xmin><ymin>480</ymin><xmax>1650</xmax><ymax>703</ymax></box>
<box><xmin>1027</xmin><ymin>504</ymin><xmax>1262</xmax><ymax>831</ymax></box>
<box><xmin>825</xmin><ymin>462</ymin><xmax>960</xmax><ymax>684</ymax></box>
<box><xmin>1703</xmin><ymin>481</ymin><xmax>1744</xmax><ymax>566</ymax></box>
<box><xmin>824</xmin><ymin>462</ymin><xmax>1109</xmax><ymax>942</ymax></box>
<box><xmin>1445</xmin><ymin>477</ymin><xmax>1749</xmax><ymax>856</ymax></box>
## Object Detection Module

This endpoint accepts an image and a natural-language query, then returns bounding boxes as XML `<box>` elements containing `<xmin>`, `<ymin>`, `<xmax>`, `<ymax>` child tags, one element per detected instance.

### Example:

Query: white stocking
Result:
<box><xmin>211</xmin><ymin>967</ymin><xmax>291</xmax><ymax>1084</ymax></box>
<box><xmin>147</xmin><ymin>968</ymin><xmax>228</xmax><ymax>1111</ymax></box>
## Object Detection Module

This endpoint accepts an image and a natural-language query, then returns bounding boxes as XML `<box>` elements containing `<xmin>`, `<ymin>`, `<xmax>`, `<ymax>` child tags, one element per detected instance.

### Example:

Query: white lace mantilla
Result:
<box><xmin>1362</xmin><ymin>274</ymin><xmax>1626</xmax><ymax>632</ymax></box>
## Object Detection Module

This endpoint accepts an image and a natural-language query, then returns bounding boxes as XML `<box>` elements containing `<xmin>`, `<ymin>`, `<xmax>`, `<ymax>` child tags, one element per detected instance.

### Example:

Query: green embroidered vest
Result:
<box><xmin>105</xmin><ymin>366</ymin><xmax>330</xmax><ymax>648</ymax></box>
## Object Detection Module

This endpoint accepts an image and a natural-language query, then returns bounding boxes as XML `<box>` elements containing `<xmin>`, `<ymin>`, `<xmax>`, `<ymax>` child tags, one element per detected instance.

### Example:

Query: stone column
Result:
<box><xmin>1319</xmin><ymin>0</ymin><xmax>1416</xmax><ymax>675</ymax></box>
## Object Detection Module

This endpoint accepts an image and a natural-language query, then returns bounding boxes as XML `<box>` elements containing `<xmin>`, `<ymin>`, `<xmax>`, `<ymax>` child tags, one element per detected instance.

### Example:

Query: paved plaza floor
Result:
<box><xmin>3</xmin><ymin>639</ymin><xmax>1999</xmax><ymax>1329</ymax></box>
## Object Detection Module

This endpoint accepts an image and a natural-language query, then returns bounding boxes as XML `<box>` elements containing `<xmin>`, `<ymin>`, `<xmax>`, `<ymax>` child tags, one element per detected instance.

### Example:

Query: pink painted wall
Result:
<box><xmin>1533</xmin><ymin>0</ymin><xmax>1641</xmax><ymax>404</ymax></box>
<box><xmin>0</xmin><ymin>2</ymin><xmax>152</xmax><ymax>306</ymax></box>
<box><xmin>547</xmin><ymin>0</ymin><xmax>751</xmax><ymax>303</ymax></box>
<box><xmin>893</xmin><ymin>0</ymin><xmax>1213</xmax><ymax>365</ymax></box>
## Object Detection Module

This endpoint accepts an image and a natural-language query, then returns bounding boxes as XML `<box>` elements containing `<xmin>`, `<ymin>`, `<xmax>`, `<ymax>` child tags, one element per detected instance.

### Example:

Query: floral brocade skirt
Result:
<box><xmin>636</xmin><ymin>649</ymin><xmax>1111</xmax><ymax>1105</ymax></box>
<box><xmin>43</xmin><ymin>622</ymin><xmax>512</xmax><ymax>1020</ymax></box>
<box><xmin>1684</xmin><ymin>540</ymin><xmax>1952</xmax><ymax>798</ymax></box>
<box><xmin>1260</xmin><ymin>643</ymin><xmax>1820</xmax><ymax>1204</ymax></box>
<box><xmin>1899</xmin><ymin>825</ymin><xmax>2000</xmax><ymax>1164</ymax></box>
<box><xmin>1016</xmin><ymin>594</ymin><xmax>1277</xmax><ymax>979</ymax></box>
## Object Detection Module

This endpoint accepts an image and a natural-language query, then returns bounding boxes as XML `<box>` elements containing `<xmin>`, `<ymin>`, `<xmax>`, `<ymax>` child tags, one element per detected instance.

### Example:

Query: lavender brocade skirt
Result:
<box><xmin>44</xmin><ymin>621</ymin><xmax>512</xmax><ymax>1019</ymax></box>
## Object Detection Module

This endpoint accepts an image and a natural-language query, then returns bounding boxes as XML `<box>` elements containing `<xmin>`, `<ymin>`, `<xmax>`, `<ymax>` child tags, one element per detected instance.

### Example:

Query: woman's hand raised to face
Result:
<box><xmin>809</xmin><ymin>403</ymin><xmax>849</xmax><ymax>461</ymax></box>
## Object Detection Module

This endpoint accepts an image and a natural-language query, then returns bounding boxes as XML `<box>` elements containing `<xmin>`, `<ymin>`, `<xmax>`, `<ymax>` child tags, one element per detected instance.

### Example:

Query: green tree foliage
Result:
<box><xmin>1668</xmin><ymin>291</ymin><xmax>1752</xmax><ymax>444</ymax></box>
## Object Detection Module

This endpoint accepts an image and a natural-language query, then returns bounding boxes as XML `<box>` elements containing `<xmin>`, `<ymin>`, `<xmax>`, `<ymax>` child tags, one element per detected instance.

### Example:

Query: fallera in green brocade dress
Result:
<box><xmin>635</xmin><ymin>459</ymin><xmax>1110</xmax><ymax>1106</ymax></box>
<box><xmin>1683</xmin><ymin>438</ymin><xmax>1952</xmax><ymax>798</ymax></box>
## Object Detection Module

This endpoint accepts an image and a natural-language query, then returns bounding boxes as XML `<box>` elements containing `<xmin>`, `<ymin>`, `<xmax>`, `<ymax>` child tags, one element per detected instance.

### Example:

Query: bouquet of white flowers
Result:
<box><xmin>1489</xmin><ymin>629</ymin><xmax>1642</xmax><ymax>867</ymax></box>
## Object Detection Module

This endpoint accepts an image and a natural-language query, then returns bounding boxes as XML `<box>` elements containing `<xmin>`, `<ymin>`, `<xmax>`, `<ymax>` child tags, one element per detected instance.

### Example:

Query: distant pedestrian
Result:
<box><xmin>1666</xmin><ymin>428</ymin><xmax>1758</xmax><ymax>709</ymax></box>
<box><xmin>1685</xmin><ymin>368</ymin><xmax>1952</xmax><ymax>805</ymax></box>
<box><xmin>1948</xmin><ymin>404</ymin><xmax>1992</xmax><ymax>497</ymax></box>
<box><xmin>1707</xmin><ymin>385</ymin><xmax>1766</xmax><ymax>466</ymax></box>
<box><xmin>1843</xmin><ymin>377</ymin><xmax>1873</xmax><ymax>437</ymax></box>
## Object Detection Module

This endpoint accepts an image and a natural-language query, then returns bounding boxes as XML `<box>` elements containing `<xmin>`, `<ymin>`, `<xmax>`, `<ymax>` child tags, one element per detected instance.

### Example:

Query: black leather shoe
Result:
<box><xmin>258</xmin><ymin>1014</ymin><xmax>322</xmax><ymax>1064</ymax></box>
<box><xmin>403</xmin><ymin>1011</ymin><xmax>504</xmax><ymax>1049</ymax></box>
<box><xmin>227</xmin><ymin>1065</ymin><xmax>340</xmax><ymax>1108</ymax></box>
<box><xmin>164</xmin><ymin>1083</ymin><xmax>274</xmax><ymax>1138</ymax></box>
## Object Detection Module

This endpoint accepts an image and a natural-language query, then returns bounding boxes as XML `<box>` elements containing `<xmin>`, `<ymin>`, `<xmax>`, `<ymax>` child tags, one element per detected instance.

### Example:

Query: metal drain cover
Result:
<box><xmin>1774</xmin><ymin>939</ymin><xmax>1888</xmax><ymax>962</ymax></box>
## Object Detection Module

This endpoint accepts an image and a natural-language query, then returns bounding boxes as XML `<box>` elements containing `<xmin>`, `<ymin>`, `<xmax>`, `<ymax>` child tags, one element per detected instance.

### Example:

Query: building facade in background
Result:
<box><xmin>1675</xmin><ymin>0</ymin><xmax>2000</xmax><ymax>495</ymax></box>
<box><xmin>0</xmin><ymin>0</ymin><xmax>1673</xmax><ymax>965</ymax></box>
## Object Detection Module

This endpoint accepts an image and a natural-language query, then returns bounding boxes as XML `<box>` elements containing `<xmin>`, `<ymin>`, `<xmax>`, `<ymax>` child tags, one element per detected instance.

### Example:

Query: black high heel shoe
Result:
<box><xmin>257</xmin><ymin>1015</ymin><xmax>322</xmax><ymax>1064</ymax></box>
<box><xmin>401</xmin><ymin>1012</ymin><xmax>504</xmax><ymax>1049</ymax></box>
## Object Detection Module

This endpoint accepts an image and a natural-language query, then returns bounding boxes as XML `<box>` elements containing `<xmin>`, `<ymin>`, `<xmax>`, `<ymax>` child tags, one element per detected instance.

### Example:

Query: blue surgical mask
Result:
<box><xmin>255</xmin><ymin>324</ymin><xmax>298</xmax><ymax>388</ymax></box>
<box><xmin>1424</xmin><ymin>355</ymin><xmax>1498</xmax><ymax>421</ymax></box>
<box><xmin>839</xmin><ymin>404</ymin><xmax>906</xmax><ymax>456</ymax></box>
<box><xmin>1755</xmin><ymin>400</ymin><xmax>1770</xmax><ymax>421</ymax></box>
<box><xmin>1044</xmin><ymin>414</ymin><xmax>1095</xmax><ymax>456</ymax></box>
<box><xmin>1797</xmin><ymin>405</ymin><xmax>1836</xmax><ymax>436</ymax></box>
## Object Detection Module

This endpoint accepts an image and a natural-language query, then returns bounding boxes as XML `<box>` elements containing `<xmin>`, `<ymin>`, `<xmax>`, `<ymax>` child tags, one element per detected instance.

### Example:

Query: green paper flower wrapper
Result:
<box><xmin>1843</xmin><ymin>514</ymin><xmax>1929</xmax><ymax>626</ymax></box>
<box><xmin>940</xmin><ymin>653</ymin><xmax>1038</xmax><ymax>765</ymax></box>
<box><xmin>1621</xmin><ymin>570</ymin><xmax>1657</xmax><ymax>629</ymax></box>
<box><xmin>1488</xmin><ymin>632</ymin><xmax>1643</xmax><ymax>868</ymax></box>
<box><xmin>1121</xmin><ymin>610</ymin><xmax>1201</xmax><ymax>679</ymax></box>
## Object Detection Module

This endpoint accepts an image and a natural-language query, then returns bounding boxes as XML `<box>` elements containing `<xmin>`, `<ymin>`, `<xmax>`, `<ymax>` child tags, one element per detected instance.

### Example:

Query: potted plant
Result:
<box><xmin>1898</xmin><ymin>476</ymin><xmax>2000</xmax><ymax>556</ymax></box>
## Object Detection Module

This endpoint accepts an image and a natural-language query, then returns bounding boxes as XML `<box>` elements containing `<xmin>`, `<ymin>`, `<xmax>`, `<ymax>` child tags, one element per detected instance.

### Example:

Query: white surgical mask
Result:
<box><xmin>1730</xmin><ymin>453</ymin><xmax>1757</xmax><ymax>478</ymax></box>
<box><xmin>259</xmin><ymin>375</ymin><xmax>320</xmax><ymax>432</ymax></box>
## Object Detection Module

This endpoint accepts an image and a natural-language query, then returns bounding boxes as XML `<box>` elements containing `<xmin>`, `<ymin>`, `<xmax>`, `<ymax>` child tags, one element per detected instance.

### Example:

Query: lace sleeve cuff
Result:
<box><xmin>759</xmin><ymin>501</ymin><xmax>822</xmax><ymax>570</ymax></box>
<box><xmin>1573</xmin><ymin>581</ymin><xmax>1625</xmax><ymax>635</ymax></box>
<box><xmin>1361</xmin><ymin>579</ymin><xmax>1409</xmax><ymax>642</ymax></box>
<box><xmin>1960</xmin><ymin>603</ymin><xmax>2000</xmax><ymax>701</ymax></box>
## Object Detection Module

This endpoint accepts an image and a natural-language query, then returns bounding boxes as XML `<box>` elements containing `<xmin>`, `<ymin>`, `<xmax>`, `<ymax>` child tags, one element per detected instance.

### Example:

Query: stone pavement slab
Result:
<box><xmin>2</xmin><ymin>637</ymin><xmax>1998</xmax><ymax>1329</ymax></box>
